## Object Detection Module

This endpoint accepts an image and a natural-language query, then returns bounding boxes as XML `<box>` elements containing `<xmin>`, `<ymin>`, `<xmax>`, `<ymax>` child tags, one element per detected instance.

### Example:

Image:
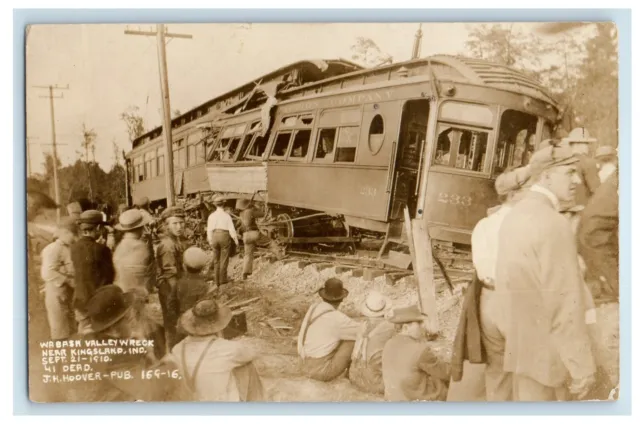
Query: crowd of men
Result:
<box><xmin>35</xmin><ymin>126</ymin><xmax>618</xmax><ymax>402</ymax></box>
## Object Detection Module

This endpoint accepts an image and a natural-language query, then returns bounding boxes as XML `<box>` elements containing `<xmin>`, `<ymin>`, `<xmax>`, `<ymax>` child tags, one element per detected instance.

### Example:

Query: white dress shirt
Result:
<box><xmin>207</xmin><ymin>208</ymin><xmax>239</xmax><ymax>245</ymax></box>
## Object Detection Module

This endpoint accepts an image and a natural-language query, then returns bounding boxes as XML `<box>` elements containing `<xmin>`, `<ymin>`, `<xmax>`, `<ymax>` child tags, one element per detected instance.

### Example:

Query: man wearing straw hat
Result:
<box><xmin>40</xmin><ymin>217</ymin><xmax>78</xmax><ymax>340</ymax></box>
<box><xmin>297</xmin><ymin>278</ymin><xmax>361</xmax><ymax>382</ymax></box>
<box><xmin>167</xmin><ymin>298</ymin><xmax>265</xmax><ymax>401</ymax></box>
<box><xmin>70</xmin><ymin>210</ymin><xmax>115</xmax><ymax>335</ymax></box>
<box><xmin>113</xmin><ymin>209</ymin><xmax>155</xmax><ymax>298</ymax></box>
<box><xmin>348</xmin><ymin>291</ymin><xmax>395</xmax><ymax>395</ymax></box>
<box><xmin>382</xmin><ymin>305</ymin><xmax>451</xmax><ymax>401</ymax></box>
<box><xmin>496</xmin><ymin>142</ymin><xmax>596</xmax><ymax>400</ymax></box>
<box><xmin>207</xmin><ymin>195</ymin><xmax>239</xmax><ymax>286</ymax></box>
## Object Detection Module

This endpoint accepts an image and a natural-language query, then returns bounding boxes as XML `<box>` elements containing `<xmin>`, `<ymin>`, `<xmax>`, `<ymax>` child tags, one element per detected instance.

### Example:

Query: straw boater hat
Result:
<box><xmin>179</xmin><ymin>299</ymin><xmax>233</xmax><ymax>337</ymax></box>
<box><xmin>85</xmin><ymin>285</ymin><xmax>134</xmax><ymax>333</ymax></box>
<box><xmin>114</xmin><ymin>209</ymin><xmax>151</xmax><ymax>232</ymax></box>
<box><xmin>318</xmin><ymin>278</ymin><xmax>349</xmax><ymax>302</ymax></box>
<box><xmin>361</xmin><ymin>291</ymin><xmax>392</xmax><ymax>318</ymax></box>
<box><xmin>562</xmin><ymin>127</ymin><xmax>597</xmax><ymax>144</ymax></box>
<box><xmin>212</xmin><ymin>195</ymin><xmax>225</xmax><ymax>206</ymax></box>
<box><xmin>387</xmin><ymin>304</ymin><xmax>428</xmax><ymax>324</ymax></box>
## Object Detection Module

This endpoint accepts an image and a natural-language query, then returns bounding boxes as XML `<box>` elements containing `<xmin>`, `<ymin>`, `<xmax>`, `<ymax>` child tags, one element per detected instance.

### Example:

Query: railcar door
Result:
<box><xmin>388</xmin><ymin>99</ymin><xmax>431</xmax><ymax>221</ymax></box>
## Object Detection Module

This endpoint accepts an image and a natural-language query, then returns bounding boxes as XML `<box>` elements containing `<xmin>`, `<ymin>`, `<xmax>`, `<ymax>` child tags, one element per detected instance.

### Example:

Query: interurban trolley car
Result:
<box><xmin>125</xmin><ymin>55</ymin><xmax>560</xmax><ymax>257</ymax></box>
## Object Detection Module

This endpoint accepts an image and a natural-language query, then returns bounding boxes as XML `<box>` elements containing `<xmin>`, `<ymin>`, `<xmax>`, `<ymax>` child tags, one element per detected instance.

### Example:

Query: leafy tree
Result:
<box><xmin>350</xmin><ymin>37</ymin><xmax>393</xmax><ymax>68</ymax></box>
<box><xmin>120</xmin><ymin>105</ymin><xmax>146</xmax><ymax>142</ymax></box>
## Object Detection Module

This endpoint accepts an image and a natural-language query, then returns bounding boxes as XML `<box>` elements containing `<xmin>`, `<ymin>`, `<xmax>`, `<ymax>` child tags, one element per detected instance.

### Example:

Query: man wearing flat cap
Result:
<box><xmin>155</xmin><ymin>206</ymin><xmax>189</xmax><ymax>352</ymax></box>
<box><xmin>382</xmin><ymin>305</ymin><xmax>451</xmax><ymax>401</ymax></box>
<box><xmin>70</xmin><ymin>210</ymin><xmax>115</xmax><ymax>334</ymax></box>
<box><xmin>176</xmin><ymin>247</ymin><xmax>213</xmax><ymax>320</ymax></box>
<box><xmin>297</xmin><ymin>278</ymin><xmax>361</xmax><ymax>382</ymax></box>
<box><xmin>496</xmin><ymin>143</ymin><xmax>597</xmax><ymax>400</ymax></box>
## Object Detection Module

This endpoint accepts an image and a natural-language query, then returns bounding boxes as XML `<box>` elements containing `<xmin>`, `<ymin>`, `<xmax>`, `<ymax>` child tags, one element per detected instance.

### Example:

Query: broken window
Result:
<box><xmin>246</xmin><ymin>134</ymin><xmax>268</xmax><ymax>159</ymax></box>
<box><xmin>434</xmin><ymin>125</ymin><xmax>489</xmax><ymax>173</ymax></box>
<box><xmin>289</xmin><ymin>130</ymin><xmax>311</xmax><ymax>159</ymax></box>
<box><xmin>335</xmin><ymin>126</ymin><xmax>358</xmax><ymax>163</ymax></box>
<box><xmin>225</xmin><ymin>137</ymin><xmax>241</xmax><ymax>161</ymax></box>
<box><xmin>493</xmin><ymin>109</ymin><xmax>538</xmax><ymax>176</ymax></box>
<box><xmin>315</xmin><ymin>128</ymin><xmax>336</xmax><ymax>160</ymax></box>
<box><xmin>271</xmin><ymin>132</ymin><xmax>292</xmax><ymax>158</ymax></box>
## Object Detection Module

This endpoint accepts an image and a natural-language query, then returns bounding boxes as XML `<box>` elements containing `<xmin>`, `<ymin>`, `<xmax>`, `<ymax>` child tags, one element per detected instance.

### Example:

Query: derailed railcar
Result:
<box><xmin>249</xmin><ymin>55</ymin><xmax>559</xmax><ymax>249</ymax></box>
<box><xmin>125</xmin><ymin>59</ymin><xmax>364</xmax><ymax>208</ymax></box>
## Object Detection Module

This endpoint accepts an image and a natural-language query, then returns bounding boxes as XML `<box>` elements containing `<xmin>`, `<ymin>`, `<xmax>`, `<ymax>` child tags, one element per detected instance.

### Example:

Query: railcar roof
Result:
<box><xmin>130</xmin><ymin>59</ymin><xmax>363</xmax><ymax>148</ymax></box>
<box><xmin>282</xmin><ymin>54</ymin><xmax>558</xmax><ymax>109</ymax></box>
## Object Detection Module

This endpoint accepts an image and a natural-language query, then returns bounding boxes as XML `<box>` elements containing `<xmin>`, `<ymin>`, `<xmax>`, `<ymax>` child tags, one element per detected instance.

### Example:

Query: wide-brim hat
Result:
<box><xmin>387</xmin><ymin>304</ymin><xmax>428</xmax><ymax>324</ymax></box>
<box><xmin>78</xmin><ymin>209</ymin><xmax>106</xmax><ymax>229</ymax></box>
<box><xmin>86</xmin><ymin>285</ymin><xmax>134</xmax><ymax>333</ymax></box>
<box><xmin>114</xmin><ymin>208</ymin><xmax>152</xmax><ymax>232</ymax></box>
<box><xmin>562</xmin><ymin>127</ymin><xmax>597</xmax><ymax>143</ymax></box>
<box><xmin>318</xmin><ymin>278</ymin><xmax>349</xmax><ymax>302</ymax></box>
<box><xmin>211</xmin><ymin>195</ymin><xmax>225</xmax><ymax>206</ymax></box>
<box><xmin>360</xmin><ymin>291</ymin><xmax>391</xmax><ymax>318</ymax></box>
<box><xmin>179</xmin><ymin>299</ymin><xmax>233</xmax><ymax>336</ymax></box>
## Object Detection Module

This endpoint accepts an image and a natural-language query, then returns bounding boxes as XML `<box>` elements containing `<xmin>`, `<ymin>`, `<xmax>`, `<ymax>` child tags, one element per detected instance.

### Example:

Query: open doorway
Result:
<box><xmin>389</xmin><ymin>99</ymin><xmax>430</xmax><ymax>220</ymax></box>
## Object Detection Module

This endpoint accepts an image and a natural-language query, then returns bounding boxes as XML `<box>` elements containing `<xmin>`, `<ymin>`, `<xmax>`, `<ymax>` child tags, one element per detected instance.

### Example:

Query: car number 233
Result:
<box><xmin>437</xmin><ymin>192</ymin><xmax>472</xmax><ymax>207</ymax></box>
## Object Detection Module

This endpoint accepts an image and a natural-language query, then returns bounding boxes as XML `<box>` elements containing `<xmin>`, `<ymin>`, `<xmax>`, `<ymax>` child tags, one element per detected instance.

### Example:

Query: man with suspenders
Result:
<box><xmin>297</xmin><ymin>278</ymin><xmax>361</xmax><ymax>382</ymax></box>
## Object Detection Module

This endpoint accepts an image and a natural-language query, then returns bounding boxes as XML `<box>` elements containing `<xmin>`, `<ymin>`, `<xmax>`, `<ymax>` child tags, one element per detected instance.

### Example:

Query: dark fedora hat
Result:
<box><xmin>318</xmin><ymin>278</ymin><xmax>349</xmax><ymax>302</ymax></box>
<box><xmin>86</xmin><ymin>285</ymin><xmax>134</xmax><ymax>333</ymax></box>
<box><xmin>78</xmin><ymin>210</ymin><xmax>106</xmax><ymax>226</ymax></box>
<box><xmin>179</xmin><ymin>299</ymin><xmax>233</xmax><ymax>337</ymax></box>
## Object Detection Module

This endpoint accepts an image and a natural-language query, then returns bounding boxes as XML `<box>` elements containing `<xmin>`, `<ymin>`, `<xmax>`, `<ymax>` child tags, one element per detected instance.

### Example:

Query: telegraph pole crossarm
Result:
<box><xmin>124</xmin><ymin>24</ymin><xmax>192</xmax><ymax>207</ymax></box>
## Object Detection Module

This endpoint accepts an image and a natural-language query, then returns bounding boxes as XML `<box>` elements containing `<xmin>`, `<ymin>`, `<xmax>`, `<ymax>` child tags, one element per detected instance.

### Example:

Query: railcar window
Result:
<box><xmin>187</xmin><ymin>145</ymin><xmax>196</xmax><ymax>166</ymax></box>
<box><xmin>493</xmin><ymin>109</ymin><xmax>538</xmax><ymax>176</ymax></box>
<box><xmin>271</xmin><ymin>132</ymin><xmax>292</xmax><ymax>158</ymax></box>
<box><xmin>434</xmin><ymin>125</ymin><xmax>489</xmax><ymax>172</ymax></box>
<box><xmin>225</xmin><ymin>137</ymin><xmax>241</xmax><ymax>161</ymax></box>
<box><xmin>246</xmin><ymin>135</ymin><xmax>268</xmax><ymax>159</ymax></box>
<box><xmin>157</xmin><ymin>148</ymin><xmax>165</xmax><ymax>176</ymax></box>
<box><xmin>289</xmin><ymin>130</ymin><xmax>311</xmax><ymax>159</ymax></box>
<box><xmin>368</xmin><ymin>114</ymin><xmax>385</xmax><ymax>155</ymax></box>
<box><xmin>335</xmin><ymin>126</ymin><xmax>358</xmax><ymax>163</ymax></box>
<box><xmin>315</xmin><ymin>128</ymin><xmax>336</xmax><ymax>160</ymax></box>
<box><xmin>144</xmin><ymin>151</ymin><xmax>155</xmax><ymax>178</ymax></box>
<box><xmin>195</xmin><ymin>142</ymin><xmax>205</xmax><ymax>164</ymax></box>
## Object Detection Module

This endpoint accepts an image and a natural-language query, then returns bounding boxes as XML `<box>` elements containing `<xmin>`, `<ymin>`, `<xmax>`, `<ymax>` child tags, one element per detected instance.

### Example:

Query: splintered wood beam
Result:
<box><xmin>404</xmin><ymin>206</ymin><xmax>439</xmax><ymax>333</ymax></box>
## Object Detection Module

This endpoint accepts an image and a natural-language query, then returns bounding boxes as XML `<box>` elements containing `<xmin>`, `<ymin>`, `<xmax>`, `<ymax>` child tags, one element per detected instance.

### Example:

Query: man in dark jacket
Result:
<box><xmin>70</xmin><ymin>210</ymin><xmax>115</xmax><ymax>334</ymax></box>
<box><xmin>155</xmin><ymin>206</ymin><xmax>189</xmax><ymax>352</ymax></box>
<box><xmin>578</xmin><ymin>170</ymin><xmax>619</xmax><ymax>301</ymax></box>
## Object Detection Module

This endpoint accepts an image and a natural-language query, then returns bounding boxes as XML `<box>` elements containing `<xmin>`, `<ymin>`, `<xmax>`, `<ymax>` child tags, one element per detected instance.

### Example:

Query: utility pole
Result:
<box><xmin>125</xmin><ymin>25</ymin><xmax>192</xmax><ymax>207</ymax></box>
<box><xmin>33</xmin><ymin>84</ymin><xmax>69</xmax><ymax>223</ymax></box>
<box><xmin>411</xmin><ymin>23</ymin><xmax>423</xmax><ymax>60</ymax></box>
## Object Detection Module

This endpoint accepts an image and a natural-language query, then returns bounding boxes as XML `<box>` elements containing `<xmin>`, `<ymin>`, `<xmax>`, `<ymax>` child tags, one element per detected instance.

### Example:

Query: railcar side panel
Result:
<box><xmin>267</xmin><ymin>163</ymin><xmax>390</xmax><ymax>222</ymax></box>
<box><xmin>207</xmin><ymin>162</ymin><xmax>268</xmax><ymax>194</ymax></box>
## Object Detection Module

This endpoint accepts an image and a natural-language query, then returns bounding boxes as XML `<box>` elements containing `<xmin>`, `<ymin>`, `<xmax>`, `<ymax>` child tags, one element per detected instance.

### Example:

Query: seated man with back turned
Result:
<box><xmin>297</xmin><ymin>278</ymin><xmax>361</xmax><ymax>382</ymax></box>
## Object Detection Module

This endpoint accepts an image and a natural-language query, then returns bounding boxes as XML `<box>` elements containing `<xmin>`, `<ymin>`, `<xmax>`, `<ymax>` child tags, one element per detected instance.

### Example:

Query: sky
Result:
<box><xmin>25</xmin><ymin>22</ymin><xmax>594</xmax><ymax>174</ymax></box>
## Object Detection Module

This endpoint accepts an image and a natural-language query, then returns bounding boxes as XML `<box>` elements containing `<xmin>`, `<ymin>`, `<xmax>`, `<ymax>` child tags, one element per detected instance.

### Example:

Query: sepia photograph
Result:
<box><xmin>24</xmin><ymin>21</ymin><xmax>619</xmax><ymax>403</ymax></box>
